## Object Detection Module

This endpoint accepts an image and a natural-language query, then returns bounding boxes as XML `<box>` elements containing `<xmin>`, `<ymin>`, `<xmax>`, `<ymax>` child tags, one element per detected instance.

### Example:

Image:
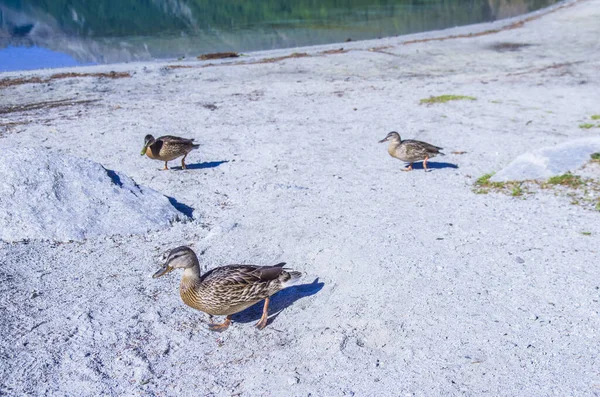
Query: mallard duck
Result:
<box><xmin>140</xmin><ymin>134</ymin><xmax>200</xmax><ymax>170</ymax></box>
<box><xmin>379</xmin><ymin>131</ymin><xmax>444</xmax><ymax>171</ymax></box>
<box><xmin>153</xmin><ymin>246</ymin><xmax>302</xmax><ymax>332</ymax></box>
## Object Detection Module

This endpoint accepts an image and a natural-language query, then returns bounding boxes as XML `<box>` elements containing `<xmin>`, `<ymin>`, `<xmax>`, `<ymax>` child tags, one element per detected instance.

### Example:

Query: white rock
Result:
<box><xmin>490</xmin><ymin>137</ymin><xmax>600</xmax><ymax>182</ymax></box>
<box><xmin>0</xmin><ymin>148</ymin><xmax>187</xmax><ymax>242</ymax></box>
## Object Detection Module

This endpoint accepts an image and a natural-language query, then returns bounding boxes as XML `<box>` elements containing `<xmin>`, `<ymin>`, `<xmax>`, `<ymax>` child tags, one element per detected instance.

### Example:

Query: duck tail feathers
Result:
<box><xmin>281</xmin><ymin>270</ymin><xmax>302</xmax><ymax>288</ymax></box>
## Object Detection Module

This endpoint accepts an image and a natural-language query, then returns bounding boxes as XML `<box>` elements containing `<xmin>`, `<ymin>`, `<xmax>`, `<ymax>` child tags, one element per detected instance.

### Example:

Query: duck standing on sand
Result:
<box><xmin>379</xmin><ymin>131</ymin><xmax>444</xmax><ymax>172</ymax></box>
<box><xmin>140</xmin><ymin>134</ymin><xmax>199</xmax><ymax>170</ymax></box>
<box><xmin>153</xmin><ymin>246</ymin><xmax>302</xmax><ymax>332</ymax></box>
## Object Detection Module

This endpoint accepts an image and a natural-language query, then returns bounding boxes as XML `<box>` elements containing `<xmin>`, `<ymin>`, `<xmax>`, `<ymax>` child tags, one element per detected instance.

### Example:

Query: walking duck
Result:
<box><xmin>140</xmin><ymin>134</ymin><xmax>199</xmax><ymax>170</ymax></box>
<box><xmin>379</xmin><ymin>131</ymin><xmax>444</xmax><ymax>171</ymax></box>
<box><xmin>153</xmin><ymin>246</ymin><xmax>302</xmax><ymax>332</ymax></box>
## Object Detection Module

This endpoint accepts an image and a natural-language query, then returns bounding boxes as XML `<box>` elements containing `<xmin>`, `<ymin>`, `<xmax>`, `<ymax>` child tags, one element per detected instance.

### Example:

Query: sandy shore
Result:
<box><xmin>1</xmin><ymin>0</ymin><xmax>600</xmax><ymax>395</ymax></box>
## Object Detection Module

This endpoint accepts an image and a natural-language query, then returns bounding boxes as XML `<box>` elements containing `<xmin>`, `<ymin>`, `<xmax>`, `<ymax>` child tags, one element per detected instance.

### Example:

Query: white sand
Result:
<box><xmin>1</xmin><ymin>0</ymin><xmax>600</xmax><ymax>395</ymax></box>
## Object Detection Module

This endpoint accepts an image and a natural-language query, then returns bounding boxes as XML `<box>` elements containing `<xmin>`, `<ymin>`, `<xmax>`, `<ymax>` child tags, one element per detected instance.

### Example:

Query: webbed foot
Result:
<box><xmin>208</xmin><ymin>316</ymin><xmax>231</xmax><ymax>332</ymax></box>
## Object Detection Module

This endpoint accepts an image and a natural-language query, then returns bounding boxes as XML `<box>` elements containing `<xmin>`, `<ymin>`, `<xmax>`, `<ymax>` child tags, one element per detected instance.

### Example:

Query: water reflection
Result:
<box><xmin>0</xmin><ymin>0</ymin><xmax>560</xmax><ymax>71</ymax></box>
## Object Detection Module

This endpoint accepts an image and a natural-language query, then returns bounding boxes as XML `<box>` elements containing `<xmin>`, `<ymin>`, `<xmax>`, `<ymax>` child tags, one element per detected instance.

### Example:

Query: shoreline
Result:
<box><xmin>0</xmin><ymin>0</ymin><xmax>576</xmax><ymax>77</ymax></box>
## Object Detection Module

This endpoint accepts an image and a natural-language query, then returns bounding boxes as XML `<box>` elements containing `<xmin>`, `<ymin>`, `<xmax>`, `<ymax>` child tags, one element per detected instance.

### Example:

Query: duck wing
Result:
<box><xmin>403</xmin><ymin>139</ymin><xmax>444</xmax><ymax>154</ymax></box>
<box><xmin>158</xmin><ymin>135</ymin><xmax>195</xmax><ymax>144</ymax></box>
<box><xmin>202</xmin><ymin>263</ymin><xmax>285</xmax><ymax>284</ymax></box>
<box><xmin>200</xmin><ymin>263</ymin><xmax>288</xmax><ymax>303</ymax></box>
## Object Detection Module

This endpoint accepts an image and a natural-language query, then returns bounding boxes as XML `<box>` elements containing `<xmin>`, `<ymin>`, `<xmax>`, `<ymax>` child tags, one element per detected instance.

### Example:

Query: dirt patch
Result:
<box><xmin>201</xmin><ymin>52</ymin><xmax>311</xmax><ymax>68</ymax></box>
<box><xmin>507</xmin><ymin>61</ymin><xmax>584</xmax><ymax>76</ymax></box>
<box><xmin>490</xmin><ymin>42</ymin><xmax>534</xmax><ymax>52</ymax></box>
<box><xmin>163</xmin><ymin>65</ymin><xmax>195</xmax><ymax>70</ymax></box>
<box><xmin>0</xmin><ymin>98</ymin><xmax>100</xmax><ymax>115</ymax></box>
<box><xmin>232</xmin><ymin>90</ymin><xmax>264</xmax><ymax>102</ymax></box>
<box><xmin>254</xmin><ymin>52</ymin><xmax>310</xmax><ymax>64</ymax></box>
<box><xmin>0</xmin><ymin>120</ymin><xmax>31</xmax><ymax>136</ymax></box>
<box><xmin>0</xmin><ymin>121</ymin><xmax>30</xmax><ymax>128</ymax></box>
<box><xmin>202</xmin><ymin>103</ymin><xmax>218</xmax><ymax>111</ymax></box>
<box><xmin>366</xmin><ymin>46</ymin><xmax>397</xmax><ymax>56</ymax></box>
<box><xmin>198</xmin><ymin>52</ymin><xmax>240</xmax><ymax>61</ymax></box>
<box><xmin>320</xmin><ymin>48</ymin><xmax>348</xmax><ymax>55</ymax></box>
<box><xmin>0</xmin><ymin>71</ymin><xmax>131</xmax><ymax>89</ymax></box>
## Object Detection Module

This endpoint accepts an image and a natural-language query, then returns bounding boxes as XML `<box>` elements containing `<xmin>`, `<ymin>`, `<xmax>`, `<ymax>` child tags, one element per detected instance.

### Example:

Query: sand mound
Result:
<box><xmin>0</xmin><ymin>148</ymin><xmax>186</xmax><ymax>241</ymax></box>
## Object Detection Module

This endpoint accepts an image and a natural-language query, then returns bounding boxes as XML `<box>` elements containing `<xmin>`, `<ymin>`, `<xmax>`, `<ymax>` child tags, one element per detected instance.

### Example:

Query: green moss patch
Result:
<box><xmin>546</xmin><ymin>173</ymin><xmax>583</xmax><ymax>188</ymax></box>
<box><xmin>473</xmin><ymin>173</ymin><xmax>529</xmax><ymax>196</ymax></box>
<box><xmin>511</xmin><ymin>185</ymin><xmax>524</xmax><ymax>197</ymax></box>
<box><xmin>420</xmin><ymin>95</ymin><xmax>476</xmax><ymax>105</ymax></box>
<box><xmin>473</xmin><ymin>171</ymin><xmax>600</xmax><ymax>211</ymax></box>
<box><xmin>579</xmin><ymin>123</ymin><xmax>596</xmax><ymax>129</ymax></box>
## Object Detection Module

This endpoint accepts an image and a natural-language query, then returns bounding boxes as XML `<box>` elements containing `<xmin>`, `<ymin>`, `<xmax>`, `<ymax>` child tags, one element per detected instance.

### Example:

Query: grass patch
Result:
<box><xmin>579</xmin><ymin>123</ymin><xmax>595</xmax><ymax>129</ymax></box>
<box><xmin>472</xmin><ymin>171</ymin><xmax>600</xmax><ymax>210</ymax></box>
<box><xmin>591</xmin><ymin>115</ymin><xmax>600</xmax><ymax>120</ymax></box>
<box><xmin>475</xmin><ymin>173</ymin><xmax>493</xmax><ymax>185</ymax></box>
<box><xmin>581</xmin><ymin>231</ymin><xmax>592</xmax><ymax>236</ymax></box>
<box><xmin>475</xmin><ymin>173</ymin><xmax>505</xmax><ymax>188</ymax></box>
<box><xmin>546</xmin><ymin>173</ymin><xmax>583</xmax><ymax>188</ymax></box>
<box><xmin>511</xmin><ymin>185</ymin><xmax>524</xmax><ymax>196</ymax></box>
<box><xmin>474</xmin><ymin>171</ymin><xmax>600</xmax><ymax>211</ymax></box>
<box><xmin>591</xmin><ymin>153</ymin><xmax>600</xmax><ymax>162</ymax></box>
<box><xmin>420</xmin><ymin>95</ymin><xmax>476</xmax><ymax>105</ymax></box>
<box><xmin>473</xmin><ymin>173</ymin><xmax>530</xmax><ymax>197</ymax></box>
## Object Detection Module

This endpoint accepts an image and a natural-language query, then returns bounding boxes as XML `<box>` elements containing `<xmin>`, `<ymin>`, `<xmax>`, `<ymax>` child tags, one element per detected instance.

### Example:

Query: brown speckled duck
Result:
<box><xmin>141</xmin><ymin>134</ymin><xmax>199</xmax><ymax>170</ymax></box>
<box><xmin>153</xmin><ymin>246</ymin><xmax>302</xmax><ymax>332</ymax></box>
<box><xmin>379</xmin><ymin>131</ymin><xmax>444</xmax><ymax>172</ymax></box>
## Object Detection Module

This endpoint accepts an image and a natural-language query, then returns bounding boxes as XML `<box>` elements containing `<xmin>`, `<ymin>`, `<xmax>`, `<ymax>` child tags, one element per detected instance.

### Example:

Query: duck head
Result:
<box><xmin>153</xmin><ymin>246</ymin><xmax>198</xmax><ymax>278</ymax></box>
<box><xmin>140</xmin><ymin>134</ymin><xmax>156</xmax><ymax>155</ymax></box>
<box><xmin>378</xmin><ymin>131</ymin><xmax>401</xmax><ymax>143</ymax></box>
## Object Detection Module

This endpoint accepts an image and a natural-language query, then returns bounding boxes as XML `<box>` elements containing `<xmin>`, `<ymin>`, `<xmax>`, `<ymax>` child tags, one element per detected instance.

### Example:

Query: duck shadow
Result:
<box><xmin>172</xmin><ymin>160</ymin><xmax>229</xmax><ymax>171</ymax></box>
<box><xmin>231</xmin><ymin>278</ymin><xmax>324</xmax><ymax>326</ymax></box>
<box><xmin>410</xmin><ymin>161</ymin><xmax>458</xmax><ymax>171</ymax></box>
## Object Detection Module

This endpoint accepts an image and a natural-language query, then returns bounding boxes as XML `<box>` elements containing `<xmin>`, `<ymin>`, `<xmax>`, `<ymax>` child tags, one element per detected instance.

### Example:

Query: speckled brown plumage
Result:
<box><xmin>180</xmin><ymin>264</ymin><xmax>297</xmax><ymax>315</ymax></box>
<box><xmin>379</xmin><ymin>131</ymin><xmax>444</xmax><ymax>171</ymax></box>
<box><xmin>141</xmin><ymin>134</ymin><xmax>199</xmax><ymax>170</ymax></box>
<box><xmin>153</xmin><ymin>246</ymin><xmax>302</xmax><ymax>331</ymax></box>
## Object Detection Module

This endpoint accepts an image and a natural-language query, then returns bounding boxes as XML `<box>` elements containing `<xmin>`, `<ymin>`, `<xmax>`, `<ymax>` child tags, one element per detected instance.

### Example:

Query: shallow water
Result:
<box><xmin>0</xmin><ymin>0</ymin><xmax>561</xmax><ymax>71</ymax></box>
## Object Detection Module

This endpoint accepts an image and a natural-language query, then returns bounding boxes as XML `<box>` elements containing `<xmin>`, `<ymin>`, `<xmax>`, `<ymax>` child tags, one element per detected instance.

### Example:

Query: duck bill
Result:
<box><xmin>152</xmin><ymin>265</ymin><xmax>173</xmax><ymax>278</ymax></box>
<box><xmin>378</xmin><ymin>137</ymin><xmax>389</xmax><ymax>143</ymax></box>
<box><xmin>140</xmin><ymin>145</ymin><xmax>148</xmax><ymax>156</ymax></box>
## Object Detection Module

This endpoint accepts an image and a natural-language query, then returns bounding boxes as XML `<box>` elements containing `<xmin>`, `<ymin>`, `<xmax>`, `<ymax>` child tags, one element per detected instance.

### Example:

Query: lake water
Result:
<box><xmin>0</xmin><ymin>0</ymin><xmax>561</xmax><ymax>72</ymax></box>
